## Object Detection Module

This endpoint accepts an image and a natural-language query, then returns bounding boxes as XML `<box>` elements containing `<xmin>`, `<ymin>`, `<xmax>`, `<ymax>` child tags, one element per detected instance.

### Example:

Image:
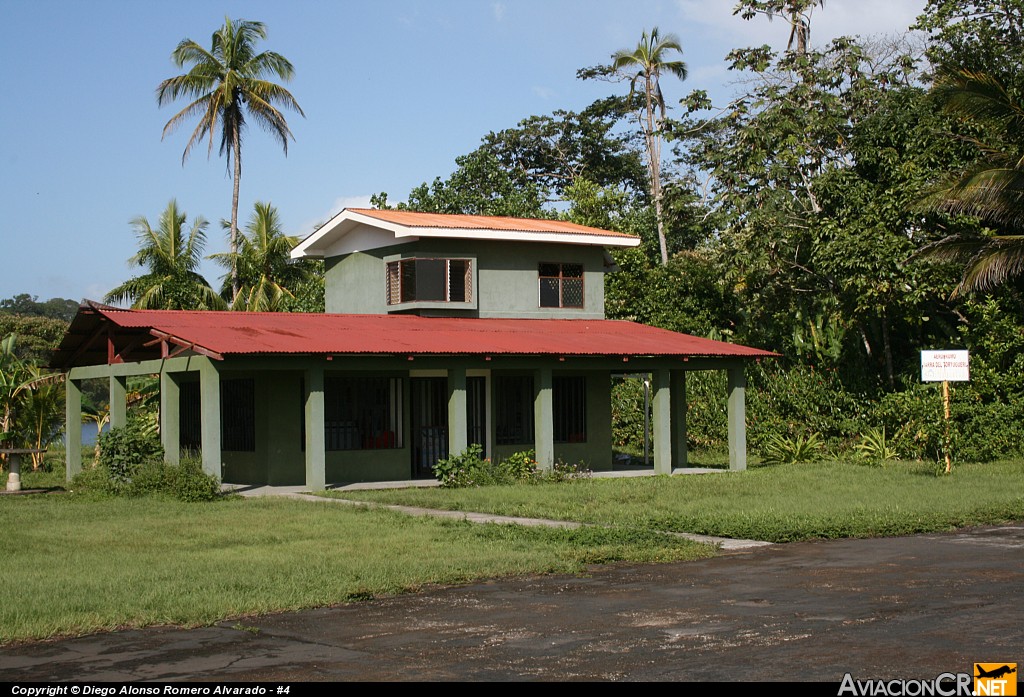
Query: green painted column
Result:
<box><xmin>652</xmin><ymin>369</ymin><xmax>672</xmax><ymax>475</ymax></box>
<box><xmin>534</xmin><ymin>368</ymin><xmax>553</xmax><ymax>472</ymax></box>
<box><xmin>727</xmin><ymin>366</ymin><xmax>747</xmax><ymax>471</ymax></box>
<box><xmin>109</xmin><ymin>375</ymin><xmax>127</xmax><ymax>429</ymax></box>
<box><xmin>671</xmin><ymin>370</ymin><xmax>688</xmax><ymax>468</ymax></box>
<box><xmin>65</xmin><ymin>377</ymin><xmax>82</xmax><ymax>481</ymax></box>
<box><xmin>447</xmin><ymin>368</ymin><xmax>467</xmax><ymax>456</ymax></box>
<box><xmin>304</xmin><ymin>366</ymin><xmax>326</xmax><ymax>491</ymax></box>
<box><xmin>199</xmin><ymin>361</ymin><xmax>222</xmax><ymax>479</ymax></box>
<box><xmin>160</xmin><ymin>371</ymin><xmax>180</xmax><ymax>465</ymax></box>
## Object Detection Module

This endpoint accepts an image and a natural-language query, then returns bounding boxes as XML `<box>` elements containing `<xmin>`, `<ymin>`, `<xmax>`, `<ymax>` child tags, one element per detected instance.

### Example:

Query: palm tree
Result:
<box><xmin>916</xmin><ymin>69</ymin><xmax>1024</xmax><ymax>294</ymax></box>
<box><xmin>212</xmin><ymin>201</ymin><xmax>311</xmax><ymax>311</ymax></box>
<box><xmin>613</xmin><ymin>27</ymin><xmax>688</xmax><ymax>265</ymax></box>
<box><xmin>105</xmin><ymin>200</ymin><xmax>226</xmax><ymax>310</ymax></box>
<box><xmin>157</xmin><ymin>17</ymin><xmax>304</xmax><ymax>302</ymax></box>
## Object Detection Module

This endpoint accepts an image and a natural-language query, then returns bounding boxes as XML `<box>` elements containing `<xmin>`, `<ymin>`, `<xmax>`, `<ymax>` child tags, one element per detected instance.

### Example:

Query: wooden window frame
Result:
<box><xmin>386</xmin><ymin>258</ymin><xmax>473</xmax><ymax>305</ymax></box>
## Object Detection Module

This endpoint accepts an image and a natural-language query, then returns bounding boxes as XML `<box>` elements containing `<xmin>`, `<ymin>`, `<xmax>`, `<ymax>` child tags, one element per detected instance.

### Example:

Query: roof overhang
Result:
<box><xmin>291</xmin><ymin>208</ymin><xmax>642</xmax><ymax>259</ymax></box>
<box><xmin>53</xmin><ymin>304</ymin><xmax>779</xmax><ymax>370</ymax></box>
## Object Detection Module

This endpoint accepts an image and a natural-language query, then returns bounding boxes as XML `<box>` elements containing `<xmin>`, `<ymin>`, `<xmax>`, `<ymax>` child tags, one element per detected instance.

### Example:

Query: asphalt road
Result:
<box><xmin>1</xmin><ymin>525</ymin><xmax>1021</xmax><ymax>682</ymax></box>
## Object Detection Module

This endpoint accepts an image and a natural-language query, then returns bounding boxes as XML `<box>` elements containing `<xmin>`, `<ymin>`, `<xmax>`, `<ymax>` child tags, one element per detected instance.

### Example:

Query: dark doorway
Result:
<box><xmin>467</xmin><ymin>376</ymin><xmax>487</xmax><ymax>457</ymax></box>
<box><xmin>411</xmin><ymin>377</ymin><xmax>447</xmax><ymax>478</ymax></box>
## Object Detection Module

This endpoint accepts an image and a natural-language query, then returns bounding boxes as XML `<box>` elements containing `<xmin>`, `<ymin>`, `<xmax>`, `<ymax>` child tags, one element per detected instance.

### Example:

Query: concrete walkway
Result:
<box><xmin>225</xmin><ymin>468</ymin><xmax>771</xmax><ymax>552</ymax></box>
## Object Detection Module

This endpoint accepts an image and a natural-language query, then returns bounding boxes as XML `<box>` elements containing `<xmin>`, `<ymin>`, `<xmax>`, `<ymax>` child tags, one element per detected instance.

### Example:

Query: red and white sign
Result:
<box><xmin>921</xmin><ymin>350</ymin><xmax>970</xmax><ymax>382</ymax></box>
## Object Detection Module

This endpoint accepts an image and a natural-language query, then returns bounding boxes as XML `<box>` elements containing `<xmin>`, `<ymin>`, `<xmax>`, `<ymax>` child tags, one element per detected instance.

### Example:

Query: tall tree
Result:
<box><xmin>212</xmin><ymin>201</ymin><xmax>312</xmax><ymax>311</ymax></box>
<box><xmin>611</xmin><ymin>27</ymin><xmax>688</xmax><ymax>265</ymax></box>
<box><xmin>105</xmin><ymin>200</ymin><xmax>225</xmax><ymax>310</ymax></box>
<box><xmin>157</xmin><ymin>17</ymin><xmax>304</xmax><ymax>301</ymax></box>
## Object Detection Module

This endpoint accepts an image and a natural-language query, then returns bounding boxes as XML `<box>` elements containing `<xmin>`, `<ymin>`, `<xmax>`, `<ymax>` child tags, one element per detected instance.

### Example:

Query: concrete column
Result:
<box><xmin>65</xmin><ymin>377</ymin><xmax>82</xmax><ymax>481</ymax></box>
<box><xmin>652</xmin><ymin>369</ymin><xmax>672</xmax><ymax>475</ymax></box>
<box><xmin>199</xmin><ymin>362</ymin><xmax>222</xmax><ymax>479</ymax></box>
<box><xmin>109</xmin><ymin>375</ymin><xmax>127</xmax><ymax>429</ymax></box>
<box><xmin>304</xmin><ymin>366</ymin><xmax>326</xmax><ymax>491</ymax></box>
<box><xmin>447</xmin><ymin>368</ymin><xmax>467</xmax><ymax>456</ymax></box>
<box><xmin>727</xmin><ymin>366</ymin><xmax>747</xmax><ymax>471</ymax></box>
<box><xmin>160</xmin><ymin>371</ymin><xmax>180</xmax><ymax>465</ymax></box>
<box><xmin>671</xmin><ymin>370</ymin><xmax>689</xmax><ymax>469</ymax></box>
<box><xmin>534</xmin><ymin>368</ymin><xmax>553</xmax><ymax>472</ymax></box>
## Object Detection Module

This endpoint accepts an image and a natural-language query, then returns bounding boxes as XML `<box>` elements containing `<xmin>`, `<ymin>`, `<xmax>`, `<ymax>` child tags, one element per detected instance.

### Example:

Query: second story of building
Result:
<box><xmin>290</xmin><ymin>208</ymin><xmax>641</xmax><ymax>319</ymax></box>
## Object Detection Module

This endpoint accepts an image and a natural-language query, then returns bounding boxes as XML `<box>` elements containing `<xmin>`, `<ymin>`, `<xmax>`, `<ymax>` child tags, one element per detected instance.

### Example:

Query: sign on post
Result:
<box><xmin>921</xmin><ymin>350</ymin><xmax>969</xmax><ymax>474</ymax></box>
<box><xmin>921</xmin><ymin>350</ymin><xmax>970</xmax><ymax>382</ymax></box>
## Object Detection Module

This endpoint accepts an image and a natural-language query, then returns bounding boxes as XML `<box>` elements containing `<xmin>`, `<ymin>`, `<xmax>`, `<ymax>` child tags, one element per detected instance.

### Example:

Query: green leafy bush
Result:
<box><xmin>170</xmin><ymin>456</ymin><xmax>221</xmax><ymax>502</ymax></box>
<box><xmin>433</xmin><ymin>444</ymin><xmax>488</xmax><ymax>488</ymax></box>
<box><xmin>500</xmin><ymin>449</ymin><xmax>538</xmax><ymax>480</ymax></box>
<box><xmin>73</xmin><ymin>420</ymin><xmax>219</xmax><ymax>500</ymax></box>
<box><xmin>434</xmin><ymin>446</ymin><xmax>549</xmax><ymax>488</ymax></box>
<box><xmin>96</xmin><ymin>418</ymin><xmax>163</xmax><ymax>488</ymax></box>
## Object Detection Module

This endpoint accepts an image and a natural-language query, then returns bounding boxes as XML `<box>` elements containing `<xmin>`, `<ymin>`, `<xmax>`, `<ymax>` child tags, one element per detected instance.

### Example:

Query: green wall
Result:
<box><xmin>324</xmin><ymin>239</ymin><xmax>607</xmax><ymax>319</ymax></box>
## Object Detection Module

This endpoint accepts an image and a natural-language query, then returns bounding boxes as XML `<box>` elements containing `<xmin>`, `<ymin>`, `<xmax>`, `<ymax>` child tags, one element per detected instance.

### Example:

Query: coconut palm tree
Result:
<box><xmin>916</xmin><ymin>68</ymin><xmax>1024</xmax><ymax>294</ymax></box>
<box><xmin>157</xmin><ymin>17</ymin><xmax>304</xmax><ymax>301</ymax></box>
<box><xmin>105</xmin><ymin>200</ymin><xmax>225</xmax><ymax>310</ymax></box>
<box><xmin>212</xmin><ymin>201</ymin><xmax>311</xmax><ymax>311</ymax></box>
<box><xmin>612</xmin><ymin>27</ymin><xmax>688</xmax><ymax>266</ymax></box>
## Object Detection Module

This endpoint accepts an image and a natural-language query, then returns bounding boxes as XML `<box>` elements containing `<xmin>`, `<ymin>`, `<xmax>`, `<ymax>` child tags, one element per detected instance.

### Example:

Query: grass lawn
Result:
<box><xmin>0</xmin><ymin>494</ymin><xmax>712</xmax><ymax>645</ymax></box>
<box><xmin>328</xmin><ymin>459</ymin><xmax>1024</xmax><ymax>542</ymax></box>
<box><xmin>3</xmin><ymin>458</ymin><xmax>1021</xmax><ymax>645</ymax></box>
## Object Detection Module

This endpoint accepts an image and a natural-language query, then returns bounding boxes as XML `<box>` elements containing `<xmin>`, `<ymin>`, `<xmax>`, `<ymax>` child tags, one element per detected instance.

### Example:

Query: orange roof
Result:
<box><xmin>346</xmin><ymin>208</ymin><xmax>639</xmax><ymax>239</ymax></box>
<box><xmin>291</xmin><ymin>207</ymin><xmax>641</xmax><ymax>258</ymax></box>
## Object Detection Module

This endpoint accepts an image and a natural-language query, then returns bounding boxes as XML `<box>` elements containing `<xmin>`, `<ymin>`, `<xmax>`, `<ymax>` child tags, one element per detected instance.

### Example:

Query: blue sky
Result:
<box><xmin>0</xmin><ymin>0</ymin><xmax>925</xmax><ymax>304</ymax></box>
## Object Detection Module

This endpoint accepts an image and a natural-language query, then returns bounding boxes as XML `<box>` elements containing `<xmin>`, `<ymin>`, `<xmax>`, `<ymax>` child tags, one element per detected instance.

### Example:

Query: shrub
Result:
<box><xmin>73</xmin><ymin>422</ymin><xmax>219</xmax><ymax>501</ymax></box>
<box><xmin>433</xmin><ymin>446</ymin><xmax>543</xmax><ymax>488</ymax></box>
<box><xmin>96</xmin><ymin>418</ymin><xmax>163</xmax><ymax>488</ymax></box>
<box><xmin>170</xmin><ymin>456</ymin><xmax>221</xmax><ymax>502</ymax></box>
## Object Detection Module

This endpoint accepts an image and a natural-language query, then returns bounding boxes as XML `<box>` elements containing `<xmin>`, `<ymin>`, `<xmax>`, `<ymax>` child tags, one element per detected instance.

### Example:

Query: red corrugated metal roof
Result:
<box><xmin>88</xmin><ymin>307</ymin><xmax>776</xmax><ymax>360</ymax></box>
<box><xmin>347</xmin><ymin>208</ymin><xmax>639</xmax><ymax>239</ymax></box>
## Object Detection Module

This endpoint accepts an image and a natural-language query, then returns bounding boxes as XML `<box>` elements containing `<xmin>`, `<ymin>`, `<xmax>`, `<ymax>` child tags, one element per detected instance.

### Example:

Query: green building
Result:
<box><xmin>56</xmin><ymin>209</ymin><xmax>774</xmax><ymax>488</ymax></box>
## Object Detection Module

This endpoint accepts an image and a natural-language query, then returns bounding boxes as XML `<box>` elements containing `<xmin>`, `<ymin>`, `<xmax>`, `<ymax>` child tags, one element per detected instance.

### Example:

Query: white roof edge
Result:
<box><xmin>292</xmin><ymin>208</ymin><xmax>641</xmax><ymax>258</ymax></box>
<box><xmin>411</xmin><ymin>226</ymin><xmax>640</xmax><ymax>247</ymax></box>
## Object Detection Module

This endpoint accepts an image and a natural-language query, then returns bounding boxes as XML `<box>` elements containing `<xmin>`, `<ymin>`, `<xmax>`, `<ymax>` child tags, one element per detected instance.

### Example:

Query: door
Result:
<box><xmin>411</xmin><ymin>377</ymin><xmax>447</xmax><ymax>478</ymax></box>
<box><xmin>467</xmin><ymin>376</ymin><xmax>487</xmax><ymax>457</ymax></box>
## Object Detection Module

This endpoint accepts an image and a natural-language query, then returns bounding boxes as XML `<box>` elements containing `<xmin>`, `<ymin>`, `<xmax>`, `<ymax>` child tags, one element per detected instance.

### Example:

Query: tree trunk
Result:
<box><xmin>231</xmin><ymin>128</ymin><xmax>242</xmax><ymax>303</ymax></box>
<box><xmin>643</xmin><ymin>74</ymin><xmax>669</xmax><ymax>266</ymax></box>
<box><xmin>881</xmin><ymin>308</ymin><xmax>894</xmax><ymax>390</ymax></box>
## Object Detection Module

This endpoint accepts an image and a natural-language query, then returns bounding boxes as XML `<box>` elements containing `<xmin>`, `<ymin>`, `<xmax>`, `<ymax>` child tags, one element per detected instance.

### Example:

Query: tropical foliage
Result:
<box><xmin>157</xmin><ymin>17</ymin><xmax>304</xmax><ymax>301</ymax></box>
<box><xmin>915</xmin><ymin>68</ymin><xmax>1024</xmax><ymax>293</ymax></box>
<box><xmin>212</xmin><ymin>201</ymin><xmax>313</xmax><ymax>311</ymax></box>
<box><xmin>0</xmin><ymin>334</ymin><xmax>63</xmax><ymax>470</ymax></box>
<box><xmin>105</xmin><ymin>200</ymin><xmax>224</xmax><ymax>310</ymax></box>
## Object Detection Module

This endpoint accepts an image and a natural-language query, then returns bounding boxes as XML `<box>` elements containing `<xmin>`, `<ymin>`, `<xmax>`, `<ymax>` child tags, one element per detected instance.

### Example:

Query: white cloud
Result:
<box><xmin>676</xmin><ymin>0</ymin><xmax>924</xmax><ymax>50</ymax></box>
<box><xmin>532</xmin><ymin>85</ymin><xmax>556</xmax><ymax>99</ymax></box>
<box><xmin>492</xmin><ymin>2</ymin><xmax>506</xmax><ymax>22</ymax></box>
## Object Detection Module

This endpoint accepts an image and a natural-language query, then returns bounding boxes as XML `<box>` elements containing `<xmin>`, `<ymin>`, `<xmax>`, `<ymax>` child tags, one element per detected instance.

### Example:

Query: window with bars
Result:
<box><xmin>179</xmin><ymin>378</ymin><xmax>255</xmax><ymax>452</ymax></box>
<box><xmin>495</xmin><ymin>375</ymin><xmax>534</xmax><ymax>445</ymax></box>
<box><xmin>324</xmin><ymin>376</ymin><xmax>403</xmax><ymax>450</ymax></box>
<box><xmin>386</xmin><ymin>258</ymin><xmax>472</xmax><ymax>305</ymax></box>
<box><xmin>221</xmin><ymin>379</ymin><xmax>256</xmax><ymax>451</ymax></box>
<box><xmin>553</xmin><ymin>376</ymin><xmax>586</xmax><ymax>443</ymax></box>
<box><xmin>539</xmin><ymin>263</ymin><xmax>584</xmax><ymax>308</ymax></box>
